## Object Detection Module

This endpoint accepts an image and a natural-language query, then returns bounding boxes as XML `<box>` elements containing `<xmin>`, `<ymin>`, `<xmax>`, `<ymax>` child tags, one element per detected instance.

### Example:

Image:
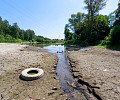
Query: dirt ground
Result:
<box><xmin>0</xmin><ymin>43</ymin><xmax>67</xmax><ymax>100</ymax></box>
<box><xmin>68</xmin><ymin>46</ymin><xmax>120</xmax><ymax>100</ymax></box>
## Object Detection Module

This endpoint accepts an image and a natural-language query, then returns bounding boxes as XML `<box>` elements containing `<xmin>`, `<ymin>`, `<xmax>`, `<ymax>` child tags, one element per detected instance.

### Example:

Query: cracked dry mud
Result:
<box><xmin>68</xmin><ymin>46</ymin><xmax>120</xmax><ymax>100</ymax></box>
<box><xmin>0</xmin><ymin>43</ymin><xmax>67</xmax><ymax>100</ymax></box>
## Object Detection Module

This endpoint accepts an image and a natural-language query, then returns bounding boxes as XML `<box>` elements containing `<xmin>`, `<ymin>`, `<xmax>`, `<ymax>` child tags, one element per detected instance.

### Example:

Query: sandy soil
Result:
<box><xmin>0</xmin><ymin>43</ymin><xmax>67</xmax><ymax>100</ymax></box>
<box><xmin>68</xmin><ymin>46</ymin><xmax>120</xmax><ymax>100</ymax></box>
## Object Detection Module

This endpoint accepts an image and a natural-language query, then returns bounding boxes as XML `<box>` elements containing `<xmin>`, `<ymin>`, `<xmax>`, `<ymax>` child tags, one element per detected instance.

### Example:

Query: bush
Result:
<box><xmin>65</xmin><ymin>40</ymin><xmax>75</xmax><ymax>45</ymax></box>
<box><xmin>80</xmin><ymin>40</ymin><xmax>89</xmax><ymax>46</ymax></box>
<box><xmin>5</xmin><ymin>35</ymin><xmax>13</xmax><ymax>42</ymax></box>
<box><xmin>110</xmin><ymin>25</ymin><xmax>120</xmax><ymax>44</ymax></box>
<box><xmin>101</xmin><ymin>37</ymin><xmax>111</xmax><ymax>45</ymax></box>
<box><xmin>0</xmin><ymin>35</ymin><xmax>5</xmax><ymax>42</ymax></box>
<box><xmin>15</xmin><ymin>39</ymin><xmax>23</xmax><ymax>43</ymax></box>
<box><xmin>102</xmin><ymin>25</ymin><xmax>120</xmax><ymax>45</ymax></box>
<box><xmin>0</xmin><ymin>34</ymin><xmax>23</xmax><ymax>43</ymax></box>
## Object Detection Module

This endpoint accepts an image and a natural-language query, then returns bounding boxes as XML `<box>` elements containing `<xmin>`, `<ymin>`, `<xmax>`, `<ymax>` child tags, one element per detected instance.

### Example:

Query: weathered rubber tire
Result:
<box><xmin>20</xmin><ymin>68</ymin><xmax>44</xmax><ymax>81</ymax></box>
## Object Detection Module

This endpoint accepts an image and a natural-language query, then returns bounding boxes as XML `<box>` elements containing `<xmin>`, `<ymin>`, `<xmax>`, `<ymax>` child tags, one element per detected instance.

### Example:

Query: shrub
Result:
<box><xmin>80</xmin><ymin>40</ymin><xmax>89</xmax><ymax>46</ymax></box>
<box><xmin>0</xmin><ymin>35</ymin><xmax>5</xmax><ymax>42</ymax></box>
<box><xmin>65</xmin><ymin>40</ymin><xmax>75</xmax><ymax>45</ymax></box>
<box><xmin>5</xmin><ymin>35</ymin><xmax>13</xmax><ymax>42</ymax></box>
<box><xmin>101</xmin><ymin>25</ymin><xmax>120</xmax><ymax>45</ymax></box>
<box><xmin>15</xmin><ymin>39</ymin><xmax>23</xmax><ymax>43</ymax></box>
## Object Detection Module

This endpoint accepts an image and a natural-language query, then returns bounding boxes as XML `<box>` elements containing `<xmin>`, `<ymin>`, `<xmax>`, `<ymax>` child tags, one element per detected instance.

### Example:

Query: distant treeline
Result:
<box><xmin>64</xmin><ymin>0</ymin><xmax>120</xmax><ymax>46</ymax></box>
<box><xmin>0</xmin><ymin>16</ymin><xmax>64</xmax><ymax>43</ymax></box>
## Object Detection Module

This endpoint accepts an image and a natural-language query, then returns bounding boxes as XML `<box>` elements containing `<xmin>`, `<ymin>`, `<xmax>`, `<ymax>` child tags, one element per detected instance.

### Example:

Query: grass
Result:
<box><xmin>96</xmin><ymin>44</ymin><xmax>120</xmax><ymax>50</ymax></box>
<box><xmin>27</xmin><ymin>70</ymin><xmax>38</xmax><ymax>75</ymax></box>
<box><xmin>28</xmin><ymin>73</ymin><xmax>37</xmax><ymax>75</ymax></box>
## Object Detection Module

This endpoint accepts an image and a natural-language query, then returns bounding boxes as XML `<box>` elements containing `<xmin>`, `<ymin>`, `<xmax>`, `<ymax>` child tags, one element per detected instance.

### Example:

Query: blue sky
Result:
<box><xmin>0</xmin><ymin>0</ymin><xmax>118</xmax><ymax>39</ymax></box>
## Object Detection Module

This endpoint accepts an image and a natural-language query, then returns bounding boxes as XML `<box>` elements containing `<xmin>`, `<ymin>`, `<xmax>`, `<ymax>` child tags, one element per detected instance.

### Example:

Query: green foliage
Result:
<box><xmin>64</xmin><ymin>13</ymin><xmax>110</xmax><ymax>46</ymax></box>
<box><xmin>64</xmin><ymin>24</ymin><xmax>73</xmax><ymax>41</ymax></box>
<box><xmin>84</xmin><ymin>0</ymin><xmax>107</xmax><ymax>16</ymax></box>
<box><xmin>114</xmin><ymin>1</ymin><xmax>120</xmax><ymax>26</ymax></box>
<box><xmin>15</xmin><ymin>38</ymin><xmax>23</xmax><ymax>43</ymax></box>
<box><xmin>36</xmin><ymin>35</ymin><xmax>64</xmax><ymax>43</ymax></box>
<box><xmin>5</xmin><ymin>34</ymin><xmax>13</xmax><ymax>42</ymax></box>
<box><xmin>68</xmin><ymin>12</ymin><xmax>85</xmax><ymax>33</ymax></box>
<box><xmin>96</xmin><ymin>44</ymin><xmax>120</xmax><ymax>49</ymax></box>
<box><xmin>114</xmin><ymin>19</ymin><xmax>120</xmax><ymax>26</ymax></box>
<box><xmin>0</xmin><ymin>34</ymin><xmax>23</xmax><ymax>43</ymax></box>
<box><xmin>0</xmin><ymin>35</ymin><xmax>5</xmax><ymax>42</ymax></box>
<box><xmin>93</xmin><ymin>15</ymin><xmax>110</xmax><ymax>40</ymax></box>
<box><xmin>84</xmin><ymin>0</ymin><xmax>107</xmax><ymax>31</ymax></box>
<box><xmin>65</xmin><ymin>40</ymin><xmax>75</xmax><ymax>45</ymax></box>
<box><xmin>80</xmin><ymin>40</ymin><xmax>89</xmax><ymax>46</ymax></box>
<box><xmin>63</xmin><ymin>0</ymin><xmax>120</xmax><ymax>47</ymax></box>
<box><xmin>102</xmin><ymin>25</ymin><xmax>120</xmax><ymax>45</ymax></box>
<box><xmin>109</xmin><ymin>12</ymin><xmax>116</xmax><ymax>27</ymax></box>
<box><xmin>64</xmin><ymin>0</ymin><xmax>119</xmax><ymax>48</ymax></box>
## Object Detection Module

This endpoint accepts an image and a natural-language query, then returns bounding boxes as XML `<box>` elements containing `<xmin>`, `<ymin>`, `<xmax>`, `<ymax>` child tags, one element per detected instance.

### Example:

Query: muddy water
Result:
<box><xmin>33</xmin><ymin>44</ymin><xmax>88</xmax><ymax>100</ymax></box>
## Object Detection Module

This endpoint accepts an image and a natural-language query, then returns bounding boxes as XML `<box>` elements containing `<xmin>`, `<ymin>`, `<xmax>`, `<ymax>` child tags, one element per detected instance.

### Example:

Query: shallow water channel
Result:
<box><xmin>33</xmin><ymin>44</ymin><xmax>88</xmax><ymax>100</ymax></box>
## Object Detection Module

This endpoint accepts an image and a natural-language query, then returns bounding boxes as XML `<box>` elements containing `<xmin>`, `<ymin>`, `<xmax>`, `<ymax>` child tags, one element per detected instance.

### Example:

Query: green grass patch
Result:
<box><xmin>96</xmin><ymin>44</ymin><xmax>120</xmax><ymax>50</ymax></box>
<box><xmin>27</xmin><ymin>70</ymin><xmax>38</xmax><ymax>75</ymax></box>
<box><xmin>28</xmin><ymin>73</ymin><xmax>37</xmax><ymax>75</ymax></box>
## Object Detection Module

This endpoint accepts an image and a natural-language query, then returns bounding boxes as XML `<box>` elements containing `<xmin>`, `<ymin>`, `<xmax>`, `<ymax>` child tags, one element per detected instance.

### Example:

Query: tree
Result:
<box><xmin>109</xmin><ymin>26</ymin><xmax>120</xmax><ymax>45</ymax></box>
<box><xmin>93</xmin><ymin>14</ymin><xmax>110</xmax><ymax>40</ymax></box>
<box><xmin>2</xmin><ymin>20</ymin><xmax>10</xmax><ymax>35</ymax></box>
<box><xmin>11</xmin><ymin>23</ymin><xmax>20</xmax><ymax>38</ymax></box>
<box><xmin>19</xmin><ymin>30</ymin><xmax>25</xmax><ymax>40</ymax></box>
<box><xmin>64</xmin><ymin>24</ymin><xmax>73</xmax><ymax>41</ymax></box>
<box><xmin>0</xmin><ymin>17</ymin><xmax>3</xmax><ymax>34</ymax></box>
<box><xmin>109</xmin><ymin>12</ymin><xmax>116</xmax><ymax>27</ymax></box>
<box><xmin>0</xmin><ymin>16</ymin><xmax>49</xmax><ymax>43</ymax></box>
<box><xmin>102</xmin><ymin>25</ymin><xmax>120</xmax><ymax>45</ymax></box>
<box><xmin>114</xmin><ymin>0</ymin><xmax>120</xmax><ymax>25</ymax></box>
<box><xmin>24</xmin><ymin>29</ymin><xmax>35</xmax><ymax>41</ymax></box>
<box><xmin>24</xmin><ymin>30</ymin><xmax>30</xmax><ymax>41</ymax></box>
<box><xmin>68</xmin><ymin>12</ymin><xmax>85</xmax><ymax>33</ymax></box>
<box><xmin>0</xmin><ymin>35</ymin><xmax>5</xmax><ymax>42</ymax></box>
<box><xmin>5</xmin><ymin>34</ymin><xmax>13</xmax><ymax>42</ymax></box>
<box><xmin>64</xmin><ymin>13</ymin><xmax>110</xmax><ymax>45</ymax></box>
<box><xmin>84</xmin><ymin>0</ymin><xmax>107</xmax><ymax>29</ymax></box>
<box><xmin>28</xmin><ymin>29</ymin><xmax>35</xmax><ymax>40</ymax></box>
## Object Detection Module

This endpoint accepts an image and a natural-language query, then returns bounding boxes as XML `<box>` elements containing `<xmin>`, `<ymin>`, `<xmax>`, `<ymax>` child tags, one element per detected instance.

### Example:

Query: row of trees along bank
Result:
<box><xmin>0</xmin><ymin>17</ymin><xmax>64</xmax><ymax>43</ymax></box>
<box><xmin>64</xmin><ymin>0</ymin><xmax>120</xmax><ymax>47</ymax></box>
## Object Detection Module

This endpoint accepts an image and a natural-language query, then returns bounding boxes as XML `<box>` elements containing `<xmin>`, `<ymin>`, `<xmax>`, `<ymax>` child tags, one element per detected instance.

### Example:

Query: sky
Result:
<box><xmin>0</xmin><ymin>0</ymin><xmax>119</xmax><ymax>39</ymax></box>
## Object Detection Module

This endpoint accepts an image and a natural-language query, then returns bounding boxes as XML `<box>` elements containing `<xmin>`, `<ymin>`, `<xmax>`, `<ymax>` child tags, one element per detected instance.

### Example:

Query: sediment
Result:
<box><xmin>67</xmin><ymin>46</ymin><xmax>120</xmax><ymax>100</ymax></box>
<box><xmin>0</xmin><ymin>43</ymin><xmax>67</xmax><ymax>100</ymax></box>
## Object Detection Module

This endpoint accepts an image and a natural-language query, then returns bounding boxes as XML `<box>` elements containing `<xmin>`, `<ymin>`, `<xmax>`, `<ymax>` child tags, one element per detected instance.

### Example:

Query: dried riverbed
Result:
<box><xmin>0</xmin><ymin>43</ymin><xmax>67</xmax><ymax>100</ymax></box>
<box><xmin>68</xmin><ymin>46</ymin><xmax>120</xmax><ymax>100</ymax></box>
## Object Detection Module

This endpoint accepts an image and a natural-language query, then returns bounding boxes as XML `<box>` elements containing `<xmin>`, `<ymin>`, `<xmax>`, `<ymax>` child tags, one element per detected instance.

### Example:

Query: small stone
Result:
<box><xmin>53</xmin><ymin>76</ymin><xmax>59</xmax><ymax>80</ymax></box>
<box><xmin>48</xmin><ymin>92</ymin><xmax>55</xmax><ymax>96</ymax></box>
<box><xmin>20</xmin><ymin>49</ymin><xmax>24</xmax><ymax>51</ymax></box>
<box><xmin>52</xmin><ymin>87</ymin><xmax>58</xmax><ymax>90</ymax></box>
<box><xmin>103</xmin><ymin>69</ymin><xmax>109</xmax><ymax>71</ymax></box>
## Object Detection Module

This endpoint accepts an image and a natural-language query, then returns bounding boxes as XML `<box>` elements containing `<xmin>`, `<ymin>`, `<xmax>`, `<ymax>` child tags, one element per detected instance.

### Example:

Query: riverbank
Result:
<box><xmin>68</xmin><ymin>46</ymin><xmax>120</xmax><ymax>100</ymax></box>
<box><xmin>0</xmin><ymin>43</ymin><xmax>67</xmax><ymax>100</ymax></box>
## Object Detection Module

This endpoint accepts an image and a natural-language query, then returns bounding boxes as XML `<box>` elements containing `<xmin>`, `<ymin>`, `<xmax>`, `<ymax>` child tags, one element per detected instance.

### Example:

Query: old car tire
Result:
<box><xmin>20</xmin><ymin>68</ymin><xmax>44</xmax><ymax>81</ymax></box>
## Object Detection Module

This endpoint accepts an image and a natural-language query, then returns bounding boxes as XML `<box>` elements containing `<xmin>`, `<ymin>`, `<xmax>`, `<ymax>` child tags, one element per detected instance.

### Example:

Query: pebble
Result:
<box><xmin>52</xmin><ymin>87</ymin><xmax>58</xmax><ymax>90</ymax></box>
